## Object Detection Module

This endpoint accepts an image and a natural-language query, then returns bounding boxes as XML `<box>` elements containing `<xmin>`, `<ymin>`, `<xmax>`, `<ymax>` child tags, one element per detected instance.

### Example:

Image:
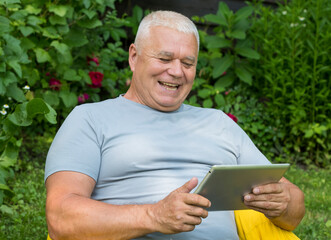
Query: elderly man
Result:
<box><xmin>45</xmin><ymin>10</ymin><xmax>305</xmax><ymax>240</ymax></box>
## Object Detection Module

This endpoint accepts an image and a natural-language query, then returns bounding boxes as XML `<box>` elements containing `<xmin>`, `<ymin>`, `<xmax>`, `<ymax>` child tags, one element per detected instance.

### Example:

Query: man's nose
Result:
<box><xmin>167</xmin><ymin>59</ymin><xmax>184</xmax><ymax>78</ymax></box>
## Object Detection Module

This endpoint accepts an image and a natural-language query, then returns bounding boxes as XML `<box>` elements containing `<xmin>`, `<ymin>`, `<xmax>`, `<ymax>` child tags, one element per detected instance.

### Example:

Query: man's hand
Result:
<box><xmin>243</xmin><ymin>180</ymin><xmax>290</xmax><ymax>218</ymax></box>
<box><xmin>147</xmin><ymin>177</ymin><xmax>211</xmax><ymax>234</ymax></box>
<box><xmin>243</xmin><ymin>177</ymin><xmax>305</xmax><ymax>230</ymax></box>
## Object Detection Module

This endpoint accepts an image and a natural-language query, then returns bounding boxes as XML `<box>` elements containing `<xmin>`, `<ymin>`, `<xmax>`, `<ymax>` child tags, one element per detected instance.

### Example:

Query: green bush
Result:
<box><xmin>0</xmin><ymin>0</ymin><xmax>132</xmax><ymax>209</ymax></box>
<box><xmin>249</xmin><ymin>0</ymin><xmax>330</xmax><ymax>167</ymax></box>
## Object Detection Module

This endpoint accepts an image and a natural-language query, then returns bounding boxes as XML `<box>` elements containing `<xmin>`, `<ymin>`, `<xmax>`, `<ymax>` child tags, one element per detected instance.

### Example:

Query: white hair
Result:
<box><xmin>134</xmin><ymin>10</ymin><xmax>200</xmax><ymax>53</ymax></box>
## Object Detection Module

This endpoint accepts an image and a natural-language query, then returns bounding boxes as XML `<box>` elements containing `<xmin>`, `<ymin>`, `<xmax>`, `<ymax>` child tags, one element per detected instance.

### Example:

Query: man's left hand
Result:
<box><xmin>243</xmin><ymin>178</ymin><xmax>291</xmax><ymax>219</ymax></box>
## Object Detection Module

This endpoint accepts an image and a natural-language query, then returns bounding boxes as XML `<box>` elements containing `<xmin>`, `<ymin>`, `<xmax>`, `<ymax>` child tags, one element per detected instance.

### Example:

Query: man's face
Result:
<box><xmin>125</xmin><ymin>26</ymin><xmax>198</xmax><ymax>112</ymax></box>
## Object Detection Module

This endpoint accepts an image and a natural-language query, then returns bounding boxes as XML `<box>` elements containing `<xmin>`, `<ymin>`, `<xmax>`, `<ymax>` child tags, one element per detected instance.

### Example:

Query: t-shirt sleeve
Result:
<box><xmin>44</xmin><ymin>105</ymin><xmax>101</xmax><ymax>182</ymax></box>
<box><xmin>220</xmin><ymin>112</ymin><xmax>271</xmax><ymax>165</ymax></box>
<box><xmin>237</xmin><ymin>129</ymin><xmax>271</xmax><ymax>165</ymax></box>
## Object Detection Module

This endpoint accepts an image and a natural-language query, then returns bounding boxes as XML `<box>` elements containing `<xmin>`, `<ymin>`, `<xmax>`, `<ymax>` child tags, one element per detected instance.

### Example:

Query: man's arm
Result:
<box><xmin>46</xmin><ymin>172</ymin><xmax>210</xmax><ymax>240</ymax></box>
<box><xmin>244</xmin><ymin>177</ymin><xmax>305</xmax><ymax>231</ymax></box>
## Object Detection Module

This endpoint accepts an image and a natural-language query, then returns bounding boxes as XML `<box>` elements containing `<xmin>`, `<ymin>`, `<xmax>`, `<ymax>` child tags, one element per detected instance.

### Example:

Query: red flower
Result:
<box><xmin>87</xmin><ymin>56</ymin><xmax>99</xmax><ymax>66</ymax></box>
<box><xmin>88</xmin><ymin>71</ymin><xmax>104</xmax><ymax>88</ymax></box>
<box><xmin>226</xmin><ymin>113</ymin><xmax>238</xmax><ymax>123</ymax></box>
<box><xmin>78</xmin><ymin>93</ymin><xmax>90</xmax><ymax>104</ymax></box>
<box><xmin>49</xmin><ymin>78</ymin><xmax>61</xmax><ymax>90</ymax></box>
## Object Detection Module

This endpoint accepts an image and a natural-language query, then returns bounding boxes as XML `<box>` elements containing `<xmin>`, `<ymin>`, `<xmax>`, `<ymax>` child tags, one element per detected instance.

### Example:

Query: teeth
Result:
<box><xmin>161</xmin><ymin>82</ymin><xmax>178</xmax><ymax>87</ymax></box>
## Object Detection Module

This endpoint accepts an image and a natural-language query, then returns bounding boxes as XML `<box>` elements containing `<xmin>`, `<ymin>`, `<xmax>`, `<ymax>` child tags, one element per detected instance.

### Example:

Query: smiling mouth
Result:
<box><xmin>158</xmin><ymin>81</ymin><xmax>180</xmax><ymax>91</ymax></box>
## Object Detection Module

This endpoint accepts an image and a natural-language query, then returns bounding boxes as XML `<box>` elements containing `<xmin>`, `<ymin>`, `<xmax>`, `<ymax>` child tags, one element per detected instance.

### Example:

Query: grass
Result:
<box><xmin>0</xmin><ymin>141</ymin><xmax>330</xmax><ymax>239</ymax></box>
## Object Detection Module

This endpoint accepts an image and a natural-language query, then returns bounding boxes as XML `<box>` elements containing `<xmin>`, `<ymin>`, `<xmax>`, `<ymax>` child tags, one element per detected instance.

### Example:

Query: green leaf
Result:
<box><xmin>50</xmin><ymin>41</ymin><xmax>69</xmax><ymax>55</ymax></box>
<box><xmin>83</xmin><ymin>0</ymin><xmax>91</xmax><ymax>8</ymax></box>
<box><xmin>43</xmin><ymin>91</ymin><xmax>60</xmax><ymax>107</ymax></box>
<box><xmin>49</xmin><ymin>15</ymin><xmax>67</xmax><ymax>25</ymax></box>
<box><xmin>215</xmin><ymin>72</ymin><xmax>235</xmax><ymax>89</ymax></box>
<box><xmin>34</xmin><ymin>48</ymin><xmax>51</xmax><ymax>63</ymax></box>
<box><xmin>26</xmin><ymin>98</ymin><xmax>50</xmax><ymax>118</ymax></box>
<box><xmin>0</xmin><ymin>204</ymin><xmax>14</xmax><ymax>215</ymax></box>
<box><xmin>214</xmin><ymin>94</ymin><xmax>225</xmax><ymax>107</ymax></box>
<box><xmin>6</xmin><ymin>83</ymin><xmax>26</xmax><ymax>102</ymax></box>
<box><xmin>48</xmin><ymin>4</ymin><xmax>69</xmax><ymax>17</ymax></box>
<box><xmin>0</xmin><ymin>141</ymin><xmax>19</xmax><ymax>168</ymax></box>
<box><xmin>81</xmin><ymin>9</ymin><xmax>97</xmax><ymax>19</ymax></box>
<box><xmin>204</xmin><ymin>14</ymin><xmax>227</xmax><ymax>27</ymax></box>
<box><xmin>235</xmin><ymin>47</ymin><xmax>260</xmax><ymax>59</ymax></box>
<box><xmin>3</xmin><ymin>72</ymin><xmax>17</xmax><ymax>86</ymax></box>
<box><xmin>59</xmin><ymin>90</ymin><xmax>78</xmax><ymax>108</ymax></box>
<box><xmin>0</xmin><ymin>80</ymin><xmax>5</xmax><ymax>95</ymax></box>
<box><xmin>18</xmin><ymin>26</ymin><xmax>34</xmax><ymax>36</ymax></box>
<box><xmin>234</xmin><ymin>6</ymin><xmax>254</xmax><ymax>22</ymax></box>
<box><xmin>0</xmin><ymin>62</ymin><xmax>6</xmax><ymax>72</ymax></box>
<box><xmin>25</xmin><ymin>4</ymin><xmax>42</xmax><ymax>15</ymax></box>
<box><xmin>42</xmin><ymin>26</ymin><xmax>60</xmax><ymax>39</ymax></box>
<box><xmin>77</xmin><ymin>18</ymin><xmax>102</xmax><ymax>29</ymax></box>
<box><xmin>203</xmin><ymin>98</ymin><xmax>213</xmax><ymax>108</ymax></box>
<box><xmin>7</xmin><ymin>60</ymin><xmax>22</xmax><ymax>78</ymax></box>
<box><xmin>2</xmin><ymin>34</ymin><xmax>22</xmax><ymax>55</ymax></box>
<box><xmin>7</xmin><ymin>102</ymin><xmax>32</xmax><ymax>126</ymax></box>
<box><xmin>63</xmin><ymin>28</ymin><xmax>88</xmax><ymax>47</ymax></box>
<box><xmin>20</xmin><ymin>37</ymin><xmax>36</xmax><ymax>50</ymax></box>
<box><xmin>27</xmin><ymin>15</ymin><xmax>44</xmax><ymax>26</ymax></box>
<box><xmin>0</xmin><ymin>16</ymin><xmax>12</xmax><ymax>34</ymax></box>
<box><xmin>227</xmin><ymin>29</ymin><xmax>246</xmax><ymax>39</ymax></box>
<box><xmin>217</xmin><ymin>2</ymin><xmax>231</xmax><ymax>18</ymax></box>
<box><xmin>235</xmin><ymin>66</ymin><xmax>252</xmax><ymax>85</ymax></box>
<box><xmin>44</xmin><ymin>102</ymin><xmax>57</xmax><ymax>124</ymax></box>
<box><xmin>198</xmin><ymin>89</ymin><xmax>211</xmax><ymax>99</ymax></box>
<box><xmin>22</xmin><ymin>67</ymin><xmax>40</xmax><ymax>86</ymax></box>
<box><xmin>63</xmin><ymin>69</ymin><xmax>81</xmax><ymax>81</ymax></box>
<box><xmin>212</xmin><ymin>54</ymin><xmax>233</xmax><ymax>79</ymax></box>
<box><xmin>205</xmin><ymin>36</ymin><xmax>232</xmax><ymax>49</ymax></box>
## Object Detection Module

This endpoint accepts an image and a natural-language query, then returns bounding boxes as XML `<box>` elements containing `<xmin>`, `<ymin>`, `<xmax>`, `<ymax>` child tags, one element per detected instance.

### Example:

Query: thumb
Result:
<box><xmin>174</xmin><ymin>177</ymin><xmax>199</xmax><ymax>194</ymax></box>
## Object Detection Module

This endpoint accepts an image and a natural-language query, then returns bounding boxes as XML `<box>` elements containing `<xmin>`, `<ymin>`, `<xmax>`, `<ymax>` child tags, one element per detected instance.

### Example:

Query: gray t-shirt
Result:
<box><xmin>45</xmin><ymin>95</ymin><xmax>270</xmax><ymax>239</ymax></box>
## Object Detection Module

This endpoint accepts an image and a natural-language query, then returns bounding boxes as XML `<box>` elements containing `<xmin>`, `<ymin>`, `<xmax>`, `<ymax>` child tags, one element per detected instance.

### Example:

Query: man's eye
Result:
<box><xmin>160</xmin><ymin>58</ymin><xmax>171</xmax><ymax>62</ymax></box>
<box><xmin>183</xmin><ymin>62</ymin><xmax>193</xmax><ymax>67</ymax></box>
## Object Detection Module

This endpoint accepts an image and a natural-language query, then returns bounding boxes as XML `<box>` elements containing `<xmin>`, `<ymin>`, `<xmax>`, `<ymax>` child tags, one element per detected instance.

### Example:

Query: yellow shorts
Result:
<box><xmin>47</xmin><ymin>210</ymin><xmax>300</xmax><ymax>240</ymax></box>
<box><xmin>235</xmin><ymin>209</ymin><xmax>300</xmax><ymax>240</ymax></box>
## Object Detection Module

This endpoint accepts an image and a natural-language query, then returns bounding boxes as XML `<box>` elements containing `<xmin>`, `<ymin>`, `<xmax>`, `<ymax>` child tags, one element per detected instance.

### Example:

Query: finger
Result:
<box><xmin>174</xmin><ymin>177</ymin><xmax>199</xmax><ymax>194</ymax></box>
<box><xmin>252</xmin><ymin>182</ymin><xmax>284</xmax><ymax>195</ymax></box>
<box><xmin>244</xmin><ymin>193</ymin><xmax>285</xmax><ymax>202</ymax></box>
<box><xmin>184</xmin><ymin>215</ymin><xmax>203</xmax><ymax>226</ymax></box>
<box><xmin>185</xmin><ymin>193</ymin><xmax>211</xmax><ymax>208</ymax></box>
<box><xmin>186</xmin><ymin>205</ymin><xmax>209</xmax><ymax>219</ymax></box>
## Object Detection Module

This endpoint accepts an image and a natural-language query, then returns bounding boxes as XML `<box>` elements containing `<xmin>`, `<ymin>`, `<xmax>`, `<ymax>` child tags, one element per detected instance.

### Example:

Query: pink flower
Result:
<box><xmin>226</xmin><ymin>113</ymin><xmax>238</xmax><ymax>123</ymax></box>
<box><xmin>49</xmin><ymin>78</ymin><xmax>61</xmax><ymax>91</ymax></box>
<box><xmin>87</xmin><ymin>56</ymin><xmax>99</xmax><ymax>66</ymax></box>
<box><xmin>88</xmin><ymin>71</ymin><xmax>104</xmax><ymax>88</ymax></box>
<box><xmin>225</xmin><ymin>90</ymin><xmax>230</xmax><ymax>95</ymax></box>
<box><xmin>78</xmin><ymin>93</ymin><xmax>90</xmax><ymax>104</ymax></box>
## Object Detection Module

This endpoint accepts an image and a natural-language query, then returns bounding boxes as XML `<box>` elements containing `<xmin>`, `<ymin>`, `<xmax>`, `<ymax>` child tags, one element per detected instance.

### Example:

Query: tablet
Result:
<box><xmin>194</xmin><ymin>164</ymin><xmax>290</xmax><ymax>211</ymax></box>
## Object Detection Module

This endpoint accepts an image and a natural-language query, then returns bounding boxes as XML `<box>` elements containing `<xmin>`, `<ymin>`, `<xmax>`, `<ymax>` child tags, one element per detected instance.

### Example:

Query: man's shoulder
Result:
<box><xmin>182</xmin><ymin>103</ymin><xmax>225</xmax><ymax>117</ymax></box>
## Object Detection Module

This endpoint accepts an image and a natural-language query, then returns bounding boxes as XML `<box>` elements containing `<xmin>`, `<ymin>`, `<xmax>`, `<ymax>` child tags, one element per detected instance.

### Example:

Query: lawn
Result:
<box><xmin>0</xmin><ymin>144</ymin><xmax>330</xmax><ymax>239</ymax></box>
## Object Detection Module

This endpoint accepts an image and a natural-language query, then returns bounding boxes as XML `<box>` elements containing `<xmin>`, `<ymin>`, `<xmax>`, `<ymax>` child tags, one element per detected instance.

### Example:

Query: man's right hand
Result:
<box><xmin>147</xmin><ymin>177</ymin><xmax>211</xmax><ymax>234</ymax></box>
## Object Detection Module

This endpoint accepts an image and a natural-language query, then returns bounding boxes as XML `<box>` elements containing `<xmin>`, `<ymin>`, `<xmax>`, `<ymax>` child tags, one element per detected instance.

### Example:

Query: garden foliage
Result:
<box><xmin>0</xmin><ymin>0</ymin><xmax>132</xmax><ymax>208</ymax></box>
<box><xmin>249</xmin><ymin>0</ymin><xmax>330</xmax><ymax>167</ymax></box>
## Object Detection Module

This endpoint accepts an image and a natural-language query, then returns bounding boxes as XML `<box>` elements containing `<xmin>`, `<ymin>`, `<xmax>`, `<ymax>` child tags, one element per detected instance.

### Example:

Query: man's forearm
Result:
<box><xmin>47</xmin><ymin>194</ymin><xmax>156</xmax><ymax>240</ymax></box>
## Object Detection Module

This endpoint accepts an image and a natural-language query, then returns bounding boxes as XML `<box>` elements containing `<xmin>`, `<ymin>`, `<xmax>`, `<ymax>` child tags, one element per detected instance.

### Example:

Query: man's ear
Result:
<box><xmin>128</xmin><ymin>43</ymin><xmax>138</xmax><ymax>72</ymax></box>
